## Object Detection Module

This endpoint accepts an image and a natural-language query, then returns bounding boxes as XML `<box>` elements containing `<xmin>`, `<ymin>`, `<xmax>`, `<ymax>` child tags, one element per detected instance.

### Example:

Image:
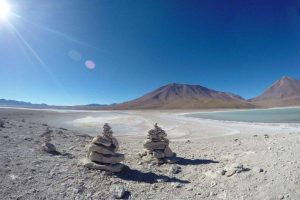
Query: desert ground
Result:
<box><xmin>0</xmin><ymin>107</ymin><xmax>299</xmax><ymax>200</ymax></box>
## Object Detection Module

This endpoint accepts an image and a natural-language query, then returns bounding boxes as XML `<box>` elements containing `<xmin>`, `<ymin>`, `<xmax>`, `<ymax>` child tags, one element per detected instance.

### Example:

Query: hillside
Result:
<box><xmin>251</xmin><ymin>76</ymin><xmax>300</xmax><ymax>107</ymax></box>
<box><xmin>110</xmin><ymin>83</ymin><xmax>254</xmax><ymax>109</ymax></box>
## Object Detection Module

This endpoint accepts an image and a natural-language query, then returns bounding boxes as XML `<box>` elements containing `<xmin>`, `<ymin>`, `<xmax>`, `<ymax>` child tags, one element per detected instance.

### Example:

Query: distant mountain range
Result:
<box><xmin>1</xmin><ymin>76</ymin><xmax>300</xmax><ymax>110</ymax></box>
<box><xmin>0</xmin><ymin>99</ymin><xmax>48</xmax><ymax>108</ymax></box>
<box><xmin>0</xmin><ymin>99</ymin><xmax>106</xmax><ymax>110</ymax></box>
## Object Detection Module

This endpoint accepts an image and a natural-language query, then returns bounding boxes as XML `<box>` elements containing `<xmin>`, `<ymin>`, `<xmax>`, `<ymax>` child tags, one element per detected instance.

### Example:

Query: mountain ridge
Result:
<box><xmin>2</xmin><ymin>76</ymin><xmax>300</xmax><ymax>109</ymax></box>
<box><xmin>251</xmin><ymin>76</ymin><xmax>300</xmax><ymax>107</ymax></box>
<box><xmin>109</xmin><ymin>83</ymin><xmax>254</xmax><ymax>109</ymax></box>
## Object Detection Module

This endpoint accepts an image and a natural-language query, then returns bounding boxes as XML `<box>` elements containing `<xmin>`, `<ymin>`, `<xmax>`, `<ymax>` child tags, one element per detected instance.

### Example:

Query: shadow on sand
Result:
<box><xmin>176</xmin><ymin>157</ymin><xmax>219</xmax><ymax>165</ymax></box>
<box><xmin>116</xmin><ymin>167</ymin><xmax>190</xmax><ymax>184</ymax></box>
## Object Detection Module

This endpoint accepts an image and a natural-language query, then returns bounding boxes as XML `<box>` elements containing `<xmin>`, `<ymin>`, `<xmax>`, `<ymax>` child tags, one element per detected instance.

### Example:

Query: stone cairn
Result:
<box><xmin>82</xmin><ymin>123</ymin><xmax>125</xmax><ymax>172</ymax></box>
<box><xmin>139</xmin><ymin>123</ymin><xmax>178</xmax><ymax>165</ymax></box>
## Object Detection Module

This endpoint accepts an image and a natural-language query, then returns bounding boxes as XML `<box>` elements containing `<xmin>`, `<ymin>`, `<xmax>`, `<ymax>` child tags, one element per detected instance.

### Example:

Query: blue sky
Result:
<box><xmin>0</xmin><ymin>0</ymin><xmax>300</xmax><ymax>105</ymax></box>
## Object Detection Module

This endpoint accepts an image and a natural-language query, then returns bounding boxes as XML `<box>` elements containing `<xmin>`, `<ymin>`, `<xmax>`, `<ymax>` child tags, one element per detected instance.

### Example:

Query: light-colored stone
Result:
<box><xmin>231</xmin><ymin>163</ymin><xmax>244</xmax><ymax>173</ymax></box>
<box><xmin>138</xmin><ymin>150</ymin><xmax>148</xmax><ymax>158</ymax></box>
<box><xmin>111</xmin><ymin>185</ymin><xmax>126</xmax><ymax>199</ymax></box>
<box><xmin>143</xmin><ymin>141</ymin><xmax>167</xmax><ymax>150</ymax></box>
<box><xmin>164</xmin><ymin>146</ymin><xmax>174</xmax><ymax>157</ymax></box>
<box><xmin>164</xmin><ymin>157</ymin><xmax>179</xmax><ymax>164</ymax></box>
<box><xmin>216</xmin><ymin>169</ymin><xmax>226</xmax><ymax>176</ymax></box>
<box><xmin>171</xmin><ymin>182</ymin><xmax>183</xmax><ymax>188</ymax></box>
<box><xmin>169</xmin><ymin>164</ymin><xmax>181</xmax><ymax>174</ymax></box>
<box><xmin>225</xmin><ymin>163</ymin><xmax>246</xmax><ymax>177</ymax></box>
<box><xmin>142</xmin><ymin>154</ymin><xmax>156</xmax><ymax>163</ymax></box>
<box><xmin>252</xmin><ymin>167</ymin><xmax>264</xmax><ymax>173</ymax></box>
<box><xmin>89</xmin><ymin>151</ymin><xmax>124</xmax><ymax>164</ymax></box>
<box><xmin>111</xmin><ymin>137</ymin><xmax>119</xmax><ymax>151</ymax></box>
<box><xmin>92</xmin><ymin>136</ymin><xmax>112</xmax><ymax>147</ymax></box>
<box><xmin>153</xmin><ymin>150</ymin><xmax>165</xmax><ymax>159</ymax></box>
<box><xmin>226</xmin><ymin>169</ymin><xmax>236</xmax><ymax>177</ymax></box>
<box><xmin>79</xmin><ymin>158</ymin><xmax>124</xmax><ymax>172</ymax></box>
<box><xmin>87</xmin><ymin>143</ymin><xmax>115</xmax><ymax>156</ymax></box>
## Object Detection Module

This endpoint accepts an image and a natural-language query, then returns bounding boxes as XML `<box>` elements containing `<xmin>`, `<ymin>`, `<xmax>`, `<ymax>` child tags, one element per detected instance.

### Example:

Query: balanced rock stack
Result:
<box><xmin>140</xmin><ymin>123</ymin><xmax>178</xmax><ymax>164</ymax></box>
<box><xmin>82</xmin><ymin>123</ymin><xmax>125</xmax><ymax>172</ymax></box>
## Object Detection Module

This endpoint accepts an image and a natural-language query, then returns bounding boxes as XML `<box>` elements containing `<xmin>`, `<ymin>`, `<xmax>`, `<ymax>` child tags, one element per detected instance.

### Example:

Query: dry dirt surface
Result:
<box><xmin>0</xmin><ymin>108</ymin><xmax>299</xmax><ymax>200</ymax></box>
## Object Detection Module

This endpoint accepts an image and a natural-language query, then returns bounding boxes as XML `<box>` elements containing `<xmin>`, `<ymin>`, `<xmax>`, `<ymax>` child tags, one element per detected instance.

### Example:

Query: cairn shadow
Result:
<box><xmin>116</xmin><ymin>168</ymin><xmax>190</xmax><ymax>184</ymax></box>
<box><xmin>176</xmin><ymin>157</ymin><xmax>219</xmax><ymax>166</ymax></box>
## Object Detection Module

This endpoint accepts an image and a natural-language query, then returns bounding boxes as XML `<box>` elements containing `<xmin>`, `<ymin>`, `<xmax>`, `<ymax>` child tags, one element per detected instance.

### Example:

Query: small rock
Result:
<box><xmin>150</xmin><ymin>184</ymin><xmax>158</xmax><ymax>190</ymax></box>
<box><xmin>153</xmin><ymin>151</ymin><xmax>165</xmax><ymax>159</ymax></box>
<box><xmin>210</xmin><ymin>181</ymin><xmax>217</xmax><ymax>187</ymax></box>
<box><xmin>225</xmin><ymin>163</ymin><xmax>246</xmax><ymax>177</ymax></box>
<box><xmin>157</xmin><ymin>177</ymin><xmax>169</xmax><ymax>183</ymax></box>
<box><xmin>226</xmin><ymin>169</ymin><xmax>236</xmax><ymax>177</ymax></box>
<box><xmin>148</xmin><ymin>161</ymin><xmax>158</xmax><ymax>168</ymax></box>
<box><xmin>111</xmin><ymin>185</ymin><xmax>126</xmax><ymax>199</ymax></box>
<box><xmin>0</xmin><ymin>120</ymin><xmax>5</xmax><ymax>128</ymax></box>
<box><xmin>69</xmin><ymin>146</ymin><xmax>76</xmax><ymax>150</ymax></box>
<box><xmin>138</xmin><ymin>161</ymin><xmax>143</xmax><ymax>165</ymax></box>
<box><xmin>169</xmin><ymin>164</ymin><xmax>182</xmax><ymax>174</ymax></box>
<box><xmin>252</xmin><ymin>167</ymin><xmax>264</xmax><ymax>173</ymax></box>
<box><xmin>171</xmin><ymin>182</ymin><xmax>183</xmax><ymax>188</ymax></box>
<box><xmin>24</xmin><ymin>137</ymin><xmax>33</xmax><ymax>141</ymax></box>
<box><xmin>216</xmin><ymin>169</ymin><xmax>226</xmax><ymax>176</ymax></box>
<box><xmin>73</xmin><ymin>186</ymin><xmax>84</xmax><ymax>194</ymax></box>
<box><xmin>209</xmin><ymin>191</ymin><xmax>217</xmax><ymax>196</ymax></box>
<box><xmin>264</xmin><ymin>134</ymin><xmax>269</xmax><ymax>138</ymax></box>
<box><xmin>42</xmin><ymin>142</ymin><xmax>59</xmax><ymax>154</ymax></box>
<box><xmin>279</xmin><ymin>194</ymin><xmax>290</xmax><ymax>199</ymax></box>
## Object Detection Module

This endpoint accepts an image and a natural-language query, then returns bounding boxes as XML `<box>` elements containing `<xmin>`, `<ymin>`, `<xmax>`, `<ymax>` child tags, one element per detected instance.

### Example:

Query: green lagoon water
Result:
<box><xmin>188</xmin><ymin>108</ymin><xmax>300</xmax><ymax>123</ymax></box>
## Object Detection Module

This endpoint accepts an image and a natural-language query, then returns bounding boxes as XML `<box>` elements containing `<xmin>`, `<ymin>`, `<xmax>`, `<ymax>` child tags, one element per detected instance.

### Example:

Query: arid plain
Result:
<box><xmin>0</xmin><ymin>107</ymin><xmax>299</xmax><ymax>199</ymax></box>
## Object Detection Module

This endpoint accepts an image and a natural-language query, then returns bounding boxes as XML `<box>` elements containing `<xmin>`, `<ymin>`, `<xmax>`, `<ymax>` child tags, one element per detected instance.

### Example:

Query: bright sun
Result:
<box><xmin>0</xmin><ymin>0</ymin><xmax>10</xmax><ymax>21</ymax></box>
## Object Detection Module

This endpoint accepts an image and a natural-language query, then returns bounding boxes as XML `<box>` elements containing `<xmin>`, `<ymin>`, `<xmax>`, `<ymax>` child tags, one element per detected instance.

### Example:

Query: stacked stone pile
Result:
<box><xmin>140</xmin><ymin>123</ymin><xmax>178</xmax><ymax>164</ymax></box>
<box><xmin>82</xmin><ymin>123</ymin><xmax>125</xmax><ymax>172</ymax></box>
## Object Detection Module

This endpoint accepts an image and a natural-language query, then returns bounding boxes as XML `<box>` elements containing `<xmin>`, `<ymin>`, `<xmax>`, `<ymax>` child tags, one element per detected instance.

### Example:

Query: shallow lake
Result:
<box><xmin>187</xmin><ymin>107</ymin><xmax>300</xmax><ymax>123</ymax></box>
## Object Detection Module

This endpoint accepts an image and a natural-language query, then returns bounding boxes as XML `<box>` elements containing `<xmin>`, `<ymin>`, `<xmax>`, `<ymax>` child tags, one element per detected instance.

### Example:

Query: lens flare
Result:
<box><xmin>68</xmin><ymin>50</ymin><xmax>81</xmax><ymax>61</ymax></box>
<box><xmin>0</xmin><ymin>0</ymin><xmax>10</xmax><ymax>21</ymax></box>
<box><xmin>85</xmin><ymin>60</ymin><xmax>96</xmax><ymax>70</ymax></box>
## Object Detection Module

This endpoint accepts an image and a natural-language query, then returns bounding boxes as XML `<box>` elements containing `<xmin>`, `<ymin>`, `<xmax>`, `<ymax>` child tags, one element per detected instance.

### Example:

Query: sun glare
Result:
<box><xmin>0</xmin><ymin>0</ymin><xmax>10</xmax><ymax>21</ymax></box>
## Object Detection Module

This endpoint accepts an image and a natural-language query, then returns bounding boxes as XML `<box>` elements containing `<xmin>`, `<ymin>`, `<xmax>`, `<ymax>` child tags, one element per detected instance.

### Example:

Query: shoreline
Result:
<box><xmin>1</xmin><ymin>107</ymin><xmax>299</xmax><ymax>140</ymax></box>
<box><xmin>1</xmin><ymin>105</ymin><xmax>300</xmax><ymax>114</ymax></box>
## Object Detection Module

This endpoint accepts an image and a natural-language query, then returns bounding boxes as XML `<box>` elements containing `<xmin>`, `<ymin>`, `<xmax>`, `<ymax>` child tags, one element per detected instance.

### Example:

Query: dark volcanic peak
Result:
<box><xmin>111</xmin><ymin>83</ymin><xmax>253</xmax><ymax>109</ymax></box>
<box><xmin>253</xmin><ymin>76</ymin><xmax>300</xmax><ymax>101</ymax></box>
<box><xmin>144</xmin><ymin>83</ymin><xmax>243</xmax><ymax>101</ymax></box>
<box><xmin>252</xmin><ymin>76</ymin><xmax>300</xmax><ymax>106</ymax></box>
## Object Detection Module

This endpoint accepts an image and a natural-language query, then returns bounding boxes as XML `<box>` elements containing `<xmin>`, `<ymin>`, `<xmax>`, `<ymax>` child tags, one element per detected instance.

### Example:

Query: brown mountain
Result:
<box><xmin>110</xmin><ymin>83</ymin><xmax>254</xmax><ymax>109</ymax></box>
<box><xmin>251</xmin><ymin>76</ymin><xmax>300</xmax><ymax>107</ymax></box>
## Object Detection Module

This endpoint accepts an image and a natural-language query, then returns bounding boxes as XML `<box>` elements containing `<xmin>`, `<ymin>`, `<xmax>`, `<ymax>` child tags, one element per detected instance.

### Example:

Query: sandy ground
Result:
<box><xmin>0</xmin><ymin>107</ymin><xmax>299</xmax><ymax>200</ymax></box>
